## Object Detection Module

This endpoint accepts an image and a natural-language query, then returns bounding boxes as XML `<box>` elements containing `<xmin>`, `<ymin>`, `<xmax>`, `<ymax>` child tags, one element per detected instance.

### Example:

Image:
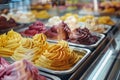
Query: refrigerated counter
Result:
<box><xmin>69</xmin><ymin>19</ymin><xmax>120</xmax><ymax>80</ymax></box>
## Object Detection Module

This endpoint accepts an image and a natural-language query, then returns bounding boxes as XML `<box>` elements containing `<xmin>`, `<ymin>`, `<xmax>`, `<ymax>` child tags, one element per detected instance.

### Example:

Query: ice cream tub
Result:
<box><xmin>40</xmin><ymin>72</ymin><xmax>61</xmax><ymax>80</ymax></box>
<box><xmin>68</xmin><ymin>33</ymin><xmax>105</xmax><ymax>49</ymax></box>
<box><xmin>36</xmin><ymin>47</ymin><xmax>91</xmax><ymax>75</ymax></box>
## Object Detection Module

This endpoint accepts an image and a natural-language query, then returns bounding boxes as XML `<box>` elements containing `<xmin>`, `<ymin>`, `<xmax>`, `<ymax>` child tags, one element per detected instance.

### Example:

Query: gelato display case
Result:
<box><xmin>0</xmin><ymin>0</ymin><xmax>120</xmax><ymax>80</ymax></box>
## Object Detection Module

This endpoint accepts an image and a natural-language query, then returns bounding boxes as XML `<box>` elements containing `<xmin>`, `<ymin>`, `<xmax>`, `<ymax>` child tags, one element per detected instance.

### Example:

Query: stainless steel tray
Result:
<box><xmin>40</xmin><ymin>72</ymin><xmax>61</xmax><ymax>80</ymax></box>
<box><xmin>68</xmin><ymin>33</ymin><xmax>105</xmax><ymax>49</ymax></box>
<box><xmin>37</xmin><ymin>47</ymin><xmax>91</xmax><ymax>75</ymax></box>
<box><xmin>2</xmin><ymin>57</ymin><xmax>61</xmax><ymax>80</ymax></box>
<box><xmin>48</xmin><ymin>33</ymin><xmax>105</xmax><ymax>49</ymax></box>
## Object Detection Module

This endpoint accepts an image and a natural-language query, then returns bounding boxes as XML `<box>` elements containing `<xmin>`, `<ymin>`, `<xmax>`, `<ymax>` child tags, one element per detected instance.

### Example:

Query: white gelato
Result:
<box><xmin>64</xmin><ymin>16</ymin><xmax>79</xmax><ymax>31</ymax></box>
<box><xmin>7</xmin><ymin>11</ymin><xmax>36</xmax><ymax>23</ymax></box>
<box><xmin>45</xmin><ymin>16</ymin><xmax>62</xmax><ymax>27</ymax></box>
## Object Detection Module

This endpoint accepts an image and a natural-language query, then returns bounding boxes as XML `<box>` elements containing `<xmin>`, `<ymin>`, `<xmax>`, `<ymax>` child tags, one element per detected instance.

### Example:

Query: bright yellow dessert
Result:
<box><xmin>0</xmin><ymin>48</ymin><xmax>13</xmax><ymax>57</ymax></box>
<box><xmin>35</xmin><ymin>40</ymin><xmax>83</xmax><ymax>70</ymax></box>
<box><xmin>20</xmin><ymin>38</ymin><xmax>34</xmax><ymax>49</ymax></box>
<box><xmin>0</xmin><ymin>34</ymin><xmax>7</xmax><ymax>47</ymax></box>
<box><xmin>79</xmin><ymin>15</ymin><xmax>94</xmax><ymax>22</ymax></box>
<box><xmin>12</xmin><ymin>46</ymin><xmax>34</xmax><ymax>61</ymax></box>
<box><xmin>60</xmin><ymin>13</ymin><xmax>79</xmax><ymax>21</ymax></box>
<box><xmin>33</xmin><ymin>33</ymin><xmax>49</xmax><ymax>49</ymax></box>
<box><xmin>98</xmin><ymin>16</ymin><xmax>115</xmax><ymax>26</ymax></box>
<box><xmin>5</xmin><ymin>30</ymin><xmax>22</xmax><ymax>50</ymax></box>
<box><xmin>0</xmin><ymin>30</ymin><xmax>85</xmax><ymax>71</ymax></box>
<box><xmin>32</xmin><ymin>33</ymin><xmax>49</xmax><ymax>62</ymax></box>
<box><xmin>78</xmin><ymin>15</ymin><xmax>115</xmax><ymax>26</ymax></box>
<box><xmin>0</xmin><ymin>30</ymin><xmax>22</xmax><ymax>57</ymax></box>
<box><xmin>11</xmin><ymin>33</ymin><xmax>49</xmax><ymax>62</ymax></box>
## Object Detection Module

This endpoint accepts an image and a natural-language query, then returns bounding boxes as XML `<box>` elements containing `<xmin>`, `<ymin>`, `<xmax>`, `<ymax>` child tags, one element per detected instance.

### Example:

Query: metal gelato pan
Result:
<box><xmin>37</xmin><ymin>47</ymin><xmax>91</xmax><ymax>75</ymax></box>
<box><xmin>68</xmin><ymin>33</ymin><xmax>105</xmax><ymax>49</ymax></box>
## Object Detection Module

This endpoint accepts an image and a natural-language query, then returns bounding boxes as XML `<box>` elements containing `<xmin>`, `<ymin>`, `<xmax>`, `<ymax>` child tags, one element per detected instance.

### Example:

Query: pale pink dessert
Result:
<box><xmin>0</xmin><ymin>57</ymin><xmax>10</xmax><ymax>76</ymax></box>
<box><xmin>0</xmin><ymin>58</ymin><xmax>46</xmax><ymax>80</ymax></box>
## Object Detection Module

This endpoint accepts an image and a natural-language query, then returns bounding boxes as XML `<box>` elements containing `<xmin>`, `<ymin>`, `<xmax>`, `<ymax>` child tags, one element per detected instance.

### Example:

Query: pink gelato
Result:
<box><xmin>0</xmin><ymin>58</ymin><xmax>46</xmax><ymax>80</ymax></box>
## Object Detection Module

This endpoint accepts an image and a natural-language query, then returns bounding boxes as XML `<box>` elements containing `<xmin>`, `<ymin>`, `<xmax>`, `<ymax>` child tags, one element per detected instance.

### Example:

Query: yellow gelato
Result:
<box><xmin>20</xmin><ymin>38</ymin><xmax>34</xmax><ymax>49</ymax></box>
<box><xmin>35</xmin><ymin>40</ymin><xmax>82</xmax><ymax>70</ymax></box>
<box><xmin>61</xmin><ymin>13</ymin><xmax>79</xmax><ymax>21</ymax></box>
<box><xmin>12</xmin><ymin>46</ymin><xmax>34</xmax><ymax>61</ymax></box>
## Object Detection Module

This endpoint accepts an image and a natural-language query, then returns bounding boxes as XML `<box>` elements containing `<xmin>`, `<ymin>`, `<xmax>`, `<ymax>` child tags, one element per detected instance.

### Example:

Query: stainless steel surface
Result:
<box><xmin>40</xmin><ymin>72</ymin><xmax>61</xmax><ymax>80</ymax></box>
<box><xmin>79</xmin><ymin>37</ymin><xmax>116</xmax><ymax>80</ymax></box>
<box><xmin>107</xmin><ymin>53</ymin><xmax>120</xmax><ymax>80</ymax></box>
<box><xmin>106</xmin><ymin>28</ymin><xmax>120</xmax><ymax>80</ymax></box>
<box><xmin>37</xmin><ymin>47</ymin><xmax>91</xmax><ymax>75</ymax></box>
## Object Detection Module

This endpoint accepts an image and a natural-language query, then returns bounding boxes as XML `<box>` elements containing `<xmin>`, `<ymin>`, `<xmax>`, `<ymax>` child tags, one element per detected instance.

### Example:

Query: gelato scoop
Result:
<box><xmin>0</xmin><ymin>59</ymin><xmax>46</xmax><ymax>80</ymax></box>
<box><xmin>0</xmin><ymin>15</ymin><xmax>17</xmax><ymax>30</ymax></box>
<box><xmin>68</xmin><ymin>28</ymin><xmax>99</xmax><ymax>45</ymax></box>
<box><xmin>45</xmin><ymin>22</ymin><xmax>71</xmax><ymax>40</ymax></box>
<box><xmin>45</xmin><ymin>16</ymin><xmax>62</xmax><ymax>27</ymax></box>
<box><xmin>0</xmin><ymin>57</ymin><xmax>10</xmax><ymax>75</ymax></box>
<box><xmin>0</xmin><ymin>30</ymin><xmax>22</xmax><ymax>57</ymax></box>
<box><xmin>35</xmin><ymin>40</ymin><xmax>82</xmax><ymax>70</ymax></box>
<box><xmin>21</xmin><ymin>21</ymin><xmax>46</xmax><ymax>37</ymax></box>
<box><xmin>64</xmin><ymin>16</ymin><xmax>80</xmax><ymax>31</ymax></box>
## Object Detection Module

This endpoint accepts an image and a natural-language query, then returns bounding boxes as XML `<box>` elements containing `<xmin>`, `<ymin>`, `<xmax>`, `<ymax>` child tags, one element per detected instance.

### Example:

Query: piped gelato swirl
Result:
<box><xmin>45</xmin><ymin>16</ymin><xmax>62</xmax><ymax>27</ymax></box>
<box><xmin>0</xmin><ymin>34</ymin><xmax>7</xmax><ymax>47</ymax></box>
<box><xmin>33</xmin><ymin>33</ymin><xmax>49</xmax><ymax>49</ymax></box>
<box><xmin>20</xmin><ymin>38</ymin><xmax>34</xmax><ymax>49</ymax></box>
<box><xmin>35</xmin><ymin>41</ymin><xmax>82</xmax><ymax>70</ymax></box>
<box><xmin>12</xmin><ymin>46</ymin><xmax>34</xmax><ymax>61</ymax></box>
<box><xmin>0</xmin><ymin>30</ymin><xmax>22</xmax><ymax>57</ymax></box>
<box><xmin>5</xmin><ymin>30</ymin><xmax>22</xmax><ymax>50</ymax></box>
<box><xmin>68</xmin><ymin>28</ymin><xmax>99</xmax><ymax>45</ymax></box>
